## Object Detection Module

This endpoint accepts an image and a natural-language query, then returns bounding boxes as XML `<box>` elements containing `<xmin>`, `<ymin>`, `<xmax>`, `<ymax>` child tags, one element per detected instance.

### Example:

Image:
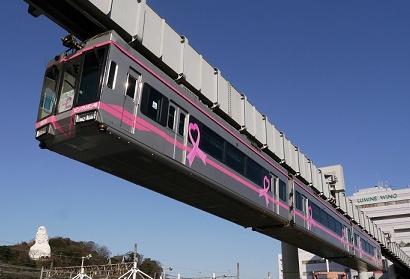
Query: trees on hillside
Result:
<box><xmin>0</xmin><ymin>238</ymin><xmax>162</xmax><ymax>277</ymax></box>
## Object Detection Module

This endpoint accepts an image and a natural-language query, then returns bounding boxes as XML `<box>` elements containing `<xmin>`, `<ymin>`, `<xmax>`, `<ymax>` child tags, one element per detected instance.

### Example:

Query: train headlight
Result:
<box><xmin>36</xmin><ymin>125</ymin><xmax>49</xmax><ymax>138</ymax></box>
<box><xmin>75</xmin><ymin>111</ymin><xmax>97</xmax><ymax>123</ymax></box>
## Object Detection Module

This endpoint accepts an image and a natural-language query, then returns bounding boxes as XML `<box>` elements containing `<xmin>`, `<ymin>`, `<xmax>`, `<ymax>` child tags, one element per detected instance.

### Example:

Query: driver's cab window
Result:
<box><xmin>38</xmin><ymin>66</ymin><xmax>59</xmax><ymax>120</ymax></box>
<box><xmin>58</xmin><ymin>60</ymin><xmax>80</xmax><ymax>113</ymax></box>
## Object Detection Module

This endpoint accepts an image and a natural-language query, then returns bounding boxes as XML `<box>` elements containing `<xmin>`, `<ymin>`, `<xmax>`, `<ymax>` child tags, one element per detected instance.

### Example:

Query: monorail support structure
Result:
<box><xmin>358</xmin><ymin>270</ymin><xmax>369</xmax><ymax>279</ymax></box>
<box><xmin>281</xmin><ymin>242</ymin><xmax>301</xmax><ymax>279</ymax></box>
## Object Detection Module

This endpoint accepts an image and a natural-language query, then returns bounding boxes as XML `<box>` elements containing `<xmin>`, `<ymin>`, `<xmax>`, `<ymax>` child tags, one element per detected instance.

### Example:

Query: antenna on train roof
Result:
<box><xmin>61</xmin><ymin>34</ymin><xmax>83</xmax><ymax>51</ymax></box>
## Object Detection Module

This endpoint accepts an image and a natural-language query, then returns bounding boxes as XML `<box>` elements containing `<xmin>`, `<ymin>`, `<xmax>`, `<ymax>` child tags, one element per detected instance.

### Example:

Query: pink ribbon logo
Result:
<box><xmin>307</xmin><ymin>205</ymin><xmax>313</xmax><ymax>230</ymax></box>
<box><xmin>186</xmin><ymin>123</ymin><xmax>207</xmax><ymax>167</ymax></box>
<box><xmin>258</xmin><ymin>176</ymin><xmax>271</xmax><ymax>207</ymax></box>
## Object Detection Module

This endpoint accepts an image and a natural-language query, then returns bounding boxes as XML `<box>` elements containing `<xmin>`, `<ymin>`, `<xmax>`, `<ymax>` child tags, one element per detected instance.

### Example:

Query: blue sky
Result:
<box><xmin>1</xmin><ymin>1</ymin><xmax>410</xmax><ymax>278</ymax></box>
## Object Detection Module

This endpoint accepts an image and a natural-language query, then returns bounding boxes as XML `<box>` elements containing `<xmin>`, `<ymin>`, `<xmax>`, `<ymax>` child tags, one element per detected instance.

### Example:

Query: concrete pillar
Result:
<box><xmin>387</xmin><ymin>263</ymin><xmax>396</xmax><ymax>279</ymax></box>
<box><xmin>281</xmin><ymin>242</ymin><xmax>300</xmax><ymax>279</ymax></box>
<box><xmin>358</xmin><ymin>270</ymin><xmax>368</xmax><ymax>279</ymax></box>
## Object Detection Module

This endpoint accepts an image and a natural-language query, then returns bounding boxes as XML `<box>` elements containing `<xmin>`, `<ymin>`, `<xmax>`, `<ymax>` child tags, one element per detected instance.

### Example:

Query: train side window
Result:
<box><xmin>225</xmin><ymin>142</ymin><xmax>245</xmax><ymax>175</ymax></box>
<box><xmin>199</xmin><ymin>125</ymin><xmax>224</xmax><ymax>162</ymax></box>
<box><xmin>329</xmin><ymin>216</ymin><xmax>336</xmax><ymax>232</ymax></box>
<box><xmin>311</xmin><ymin>203</ymin><xmax>321</xmax><ymax>222</ymax></box>
<box><xmin>107</xmin><ymin>61</ymin><xmax>117</xmax><ymax>89</ymax></box>
<box><xmin>246</xmin><ymin>158</ymin><xmax>269</xmax><ymax>188</ymax></box>
<box><xmin>279</xmin><ymin>179</ymin><xmax>287</xmax><ymax>201</ymax></box>
<box><xmin>189</xmin><ymin>116</ymin><xmax>224</xmax><ymax>161</ymax></box>
<box><xmin>140</xmin><ymin>83</ymin><xmax>169</xmax><ymax>126</ymax></box>
<box><xmin>319</xmin><ymin>208</ymin><xmax>328</xmax><ymax>226</ymax></box>
<box><xmin>295</xmin><ymin>191</ymin><xmax>303</xmax><ymax>211</ymax></box>
<box><xmin>125</xmin><ymin>74</ymin><xmax>137</xmax><ymax>99</ymax></box>
<box><xmin>167</xmin><ymin>105</ymin><xmax>176</xmax><ymax>130</ymax></box>
<box><xmin>178</xmin><ymin>112</ymin><xmax>186</xmax><ymax>136</ymax></box>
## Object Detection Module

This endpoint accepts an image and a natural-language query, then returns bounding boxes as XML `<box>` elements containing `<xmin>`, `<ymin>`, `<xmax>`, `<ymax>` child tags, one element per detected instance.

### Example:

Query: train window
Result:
<box><xmin>225</xmin><ymin>142</ymin><xmax>245</xmax><ymax>175</ymax></box>
<box><xmin>189</xmin><ymin>117</ymin><xmax>224</xmax><ymax>161</ymax></box>
<box><xmin>279</xmin><ymin>179</ymin><xmax>287</xmax><ymax>201</ymax></box>
<box><xmin>337</xmin><ymin>223</ymin><xmax>343</xmax><ymax>236</ymax></box>
<box><xmin>125</xmin><ymin>74</ymin><xmax>137</xmax><ymax>99</ymax></box>
<box><xmin>295</xmin><ymin>191</ymin><xmax>303</xmax><ymax>211</ymax></box>
<box><xmin>327</xmin><ymin>216</ymin><xmax>334</xmax><ymax>232</ymax></box>
<box><xmin>178</xmin><ymin>113</ymin><xmax>186</xmax><ymax>136</ymax></box>
<box><xmin>361</xmin><ymin>239</ymin><xmax>373</xmax><ymax>255</ymax></box>
<box><xmin>58</xmin><ymin>60</ymin><xmax>80</xmax><ymax>113</ymax></box>
<box><xmin>334</xmin><ymin>220</ymin><xmax>340</xmax><ymax>235</ymax></box>
<box><xmin>199</xmin><ymin>125</ymin><xmax>224</xmax><ymax>162</ymax></box>
<box><xmin>140</xmin><ymin>83</ymin><xmax>169</xmax><ymax>127</ymax></box>
<box><xmin>311</xmin><ymin>203</ymin><xmax>320</xmax><ymax>221</ymax></box>
<box><xmin>107</xmin><ymin>61</ymin><xmax>117</xmax><ymax>89</ymax></box>
<box><xmin>330</xmin><ymin>216</ymin><xmax>337</xmax><ymax>233</ymax></box>
<box><xmin>38</xmin><ymin>66</ymin><xmax>59</xmax><ymax>119</ymax></box>
<box><xmin>167</xmin><ymin>105</ymin><xmax>176</xmax><ymax>130</ymax></box>
<box><xmin>319</xmin><ymin>207</ymin><xmax>328</xmax><ymax>227</ymax></box>
<box><xmin>246</xmin><ymin>158</ymin><xmax>269</xmax><ymax>188</ymax></box>
<box><xmin>77</xmin><ymin>49</ymin><xmax>105</xmax><ymax>107</ymax></box>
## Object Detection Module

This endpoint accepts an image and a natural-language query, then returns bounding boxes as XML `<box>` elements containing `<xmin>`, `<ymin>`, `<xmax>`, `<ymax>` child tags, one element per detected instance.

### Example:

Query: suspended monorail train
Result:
<box><xmin>35</xmin><ymin>31</ymin><xmax>383</xmax><ymax>272</ymax></box>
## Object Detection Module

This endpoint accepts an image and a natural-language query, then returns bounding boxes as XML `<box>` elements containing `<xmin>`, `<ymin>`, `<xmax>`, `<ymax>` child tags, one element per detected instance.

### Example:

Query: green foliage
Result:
<box><xmin>139</xmin><ymin>257</ymin><xmax>163</xmax><ymax>278</ymax></box>
<box><xmin>47</xmin><ymin>237</ymin><xmax>110</xmax><ymax>267</ymax></box>
<box><xmin>0</xmin><ymin>242</ymin><xmax>36</xmax><ymax>267</ymax></box>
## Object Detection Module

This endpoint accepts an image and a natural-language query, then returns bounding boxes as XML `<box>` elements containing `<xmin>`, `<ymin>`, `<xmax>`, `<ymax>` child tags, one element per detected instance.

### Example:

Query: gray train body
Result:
<box><xmin>35</xmin><ymin>31</ymin><xmax>382</xmax><ymax>272</ymax></box>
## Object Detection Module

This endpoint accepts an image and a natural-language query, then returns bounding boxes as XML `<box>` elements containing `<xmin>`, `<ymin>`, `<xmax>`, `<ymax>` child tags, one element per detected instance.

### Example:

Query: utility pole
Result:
<box><xmin>71</xmin><ymin>254</ymin><xmax>92</xmax><ymax>279</ymax></box>
<box><xmin>116</xmin><ymin>243</ymin><xmax>155</xmax><ymax>279</ymax></box>
<box><xmin>236</xmin><ymin>262</ymin><xmax>240</xmax><ymax>279</ymax></box>
<box><xmin>134</xmin><ymin>243</ymin><xmax>138</xmax><ymax>264</ymax></box>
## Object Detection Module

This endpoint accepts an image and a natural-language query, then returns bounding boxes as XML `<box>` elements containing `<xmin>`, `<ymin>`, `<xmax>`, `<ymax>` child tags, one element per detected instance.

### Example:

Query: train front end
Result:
<box><xmin>35</xmin><ymin>37</ymin><xmax>110</xmax><ymax>155</ymax></box>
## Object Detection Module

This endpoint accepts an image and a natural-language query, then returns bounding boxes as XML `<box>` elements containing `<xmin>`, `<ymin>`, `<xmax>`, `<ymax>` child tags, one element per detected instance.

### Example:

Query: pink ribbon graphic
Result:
<box><xmin>186</xmin><ymin>123</ymin><xmax>207</xmax><ymax>167</ymax></box>
<box><xmin>258</xmin><ymin>176</ymin><xmax>271</xmax><ymax>207</ymax></box>
<box><xmin>307</xmin><ymin>205</ymin><xmax>313</xmax><ymax>230</ymax></box>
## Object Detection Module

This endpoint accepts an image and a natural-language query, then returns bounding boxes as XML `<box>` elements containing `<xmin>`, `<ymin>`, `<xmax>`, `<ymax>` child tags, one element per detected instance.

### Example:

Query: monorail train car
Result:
<box><xmin>35</xmin><ymin>31</ymin><xmax>383</xmax><ymax>272</ymax></box>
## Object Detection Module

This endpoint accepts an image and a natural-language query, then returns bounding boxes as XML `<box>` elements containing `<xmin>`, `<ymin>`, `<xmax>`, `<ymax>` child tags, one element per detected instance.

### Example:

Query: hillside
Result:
<box><xmin>0</xmin><ymin>238</ymin><xmax>162</xmax><ymax>279</ymax></box>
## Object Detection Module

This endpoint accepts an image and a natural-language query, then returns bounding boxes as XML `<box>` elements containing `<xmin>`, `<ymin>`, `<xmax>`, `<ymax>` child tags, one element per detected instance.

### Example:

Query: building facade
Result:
<box><xmin>350</xmin><ymin>186</ymin><xmax>410</xmax><ymax>256</ymax></box>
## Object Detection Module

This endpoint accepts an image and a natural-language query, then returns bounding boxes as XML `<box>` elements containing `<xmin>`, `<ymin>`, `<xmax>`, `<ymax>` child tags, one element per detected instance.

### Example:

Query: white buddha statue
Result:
<box><xmin>29</xmin><ymin>226</ymin><xmax>51</xmax><ymax>260</ymax></box>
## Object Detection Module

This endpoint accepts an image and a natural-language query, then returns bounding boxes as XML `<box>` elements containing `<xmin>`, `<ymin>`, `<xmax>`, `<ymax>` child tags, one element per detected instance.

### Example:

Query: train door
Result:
<box><xmin>301</xmin><ymin>194</ymin><xmax>310</xmax><ymax>229</ymax></box>
<box><xmin>121</xmin><ymin>69</ymin><xmax>141</xmax><ymax>133</ymax></box>
<box><xmin>272</xmin><ymin>176</ymin><xmax>279</xmax><ymax>214</ymax></box>
<box><xmin>355</xmin><ymin>234</ymin><xmax>362</xmax><ymax>257</ymax></box>
<box><xmin>166</xmin><ymin>102</ymin><xmax>187</xmax><ymax>162</ymax></box>
<box><xmin>278</xmin><ymin>178</ymin><xmax>288</xmax><ymax>218</ymax></box>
